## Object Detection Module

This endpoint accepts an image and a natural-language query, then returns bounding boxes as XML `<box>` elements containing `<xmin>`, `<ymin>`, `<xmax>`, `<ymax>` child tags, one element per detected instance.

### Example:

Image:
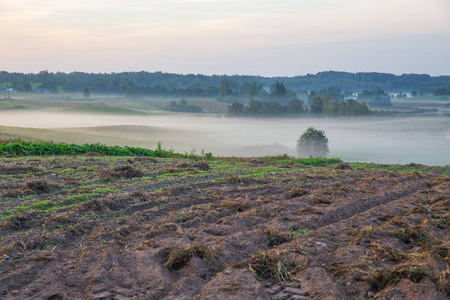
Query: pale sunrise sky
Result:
<box><xmin>1</xmin><ymin>0</ymin><xmax>449</xmax><ymax>76</ymax></box>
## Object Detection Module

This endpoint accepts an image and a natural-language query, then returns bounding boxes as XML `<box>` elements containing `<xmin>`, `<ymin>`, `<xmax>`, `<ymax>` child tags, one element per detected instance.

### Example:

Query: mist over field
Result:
<box><xmin>0</xmin><ymin>111</ymin><xmax>448</xmax><ymax>166</ymax></box>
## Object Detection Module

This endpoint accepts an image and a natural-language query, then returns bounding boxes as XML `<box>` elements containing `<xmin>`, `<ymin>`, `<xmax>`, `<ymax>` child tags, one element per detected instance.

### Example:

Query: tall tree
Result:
<box><xmin>219</xmin><ymin>77</ymin><xmax>232</xmax><ymax>98</ymax></box>
<box><xmin>83</xmin><ymin>86</ymin><xmax>91</xmax><ymax>99</ymax></box>
<box><xmin>270</xmin><ymin>81</ymin><xmax>287</xmax><ymax>98</ymax></box>
<box><xmin>310</xmin><ymin>97</ymin><xmax>323</xmax><ymax>114</ymax></box>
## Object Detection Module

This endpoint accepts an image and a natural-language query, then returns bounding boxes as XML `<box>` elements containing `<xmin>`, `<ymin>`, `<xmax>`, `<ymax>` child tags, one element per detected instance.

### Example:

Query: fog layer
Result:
<box><xmin>0</xmin><ymin>112</ymin><xmax>449</xmax><ymax>166</ymax></box>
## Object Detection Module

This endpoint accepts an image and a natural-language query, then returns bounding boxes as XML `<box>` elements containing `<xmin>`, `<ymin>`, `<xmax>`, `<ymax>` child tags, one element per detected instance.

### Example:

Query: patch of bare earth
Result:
<box><xmin>0</xmin><ymin>156</ymin><xmax>448</xmax><ymax>299</ymax></box>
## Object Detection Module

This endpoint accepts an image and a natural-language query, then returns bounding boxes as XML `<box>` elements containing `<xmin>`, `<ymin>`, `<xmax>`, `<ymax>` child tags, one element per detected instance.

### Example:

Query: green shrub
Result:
<box><xmin>0</xmin><ymin>141</ymin><xmax>200</xmax><ymax>158</ymax></box>
<box><xmin>296</xmin><ymin>127</ymin><xmax>329</xmax><ymax>158</ymax></box>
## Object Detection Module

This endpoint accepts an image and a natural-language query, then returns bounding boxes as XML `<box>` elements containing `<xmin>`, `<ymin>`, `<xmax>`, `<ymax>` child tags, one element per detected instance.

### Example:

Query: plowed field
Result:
<box><xmin>0</xmin><ymin>156</ymin><xmax>449</xmax><ymax>299</ymax></box>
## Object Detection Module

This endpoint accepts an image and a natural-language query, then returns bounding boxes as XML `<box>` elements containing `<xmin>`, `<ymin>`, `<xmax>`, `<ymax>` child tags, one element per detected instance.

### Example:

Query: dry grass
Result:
<box><xmin>248</xmin><ymin>249</ymin><xmax>301</xmax><ymax>282</ymax></box>
<box><xmin>165</xmin><ymin>184</ymin><xmax>191</xmax><ymax>196</ymax></box>
<box><xmin>438</xmin><ymin>269</ymin><xmax>450</xmax><ymax>296</ymax></box>
<box><xmin>194</xmin><ymin>161</ymin><xmax>210</xmax><ymax>171</ymax></box>
<box><xmin>313</xmin><ymin>196</ymin><xmax>334</xmax><ymax>205</ymax></box>
<box><xmin>429</xmin><ymin>244</ymin><xmax>450</xmax><ymax>263</ymax></box>
<box><xmin>265</xmin><ymin>228</ymin><xmax>292</xmax><ymax>247</ymax></box>
<box><xmin>219</xmin><ymin>198</ymin><xmax>251</xmax><ymax>212</ymax></box>
<box><xmin>264</xmin><ymin>227</ymin><xmax>311</xmax><ymax>248</ymax></box>
<box><xmin>0</xmin><ymin>162</ymin><xmax>42</xmax><ymax>175</ymax></box>
<box><xmin>289</xmin><ymin>188</ymin><xmax>309</xmax><ymax>198</ymax></box>
<box><xmin>295</xmin><ymin>206</ymin><xmax>323</xmax><ymax>215</ymax></box>
<box><xmin>334</xmin><ymin>163</ymin><xmax>353</xmax><ymax>170</ymax></box>
<box><xmin>100</xmin><ymin>165</ymin><xmax>144</xmax><ymax>181</ymax></box>
<box><xmin>23</xmin><ymin>179</ymin><xmax>57</xmax><ymax>194</ymax></box>
<box><xmin>84</xmin><ymin>193</ymin><xmax>137</xmax><ymax>212</ymax></box>
<box><xmin>327</xmin><ymin>263</ymin><xmax>369</xmax><ymax>278</ymax></box>
<box><xmin>368</xmin><ymin>242</ymin><xmax>406</xmax><ymax>261</ymax></box>
<box><xmin>368</xmin><ymin>263</ymin><xmax>429</xmax><ymax>291</ymax></box>
<box><xmin>164</xmin><ymin>242</ymin><xmax>222</xmax><ymax>270</ymax></box>
<box><xmin>387</xmin><ymin>226</ymin><xmax>429</xmax><ymax>245</ymax></box>
<box><xmin>1</xmin><ymin>210</ymin><xmax>43</xmax><ymax>230</ymax></box>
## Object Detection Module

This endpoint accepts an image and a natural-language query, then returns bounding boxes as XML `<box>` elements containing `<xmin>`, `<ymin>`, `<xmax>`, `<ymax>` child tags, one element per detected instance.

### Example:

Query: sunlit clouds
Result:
<box><xmin>1</xmin><ymin>0</ymin><xmax>449</xmax><ymax>75</ymax></box>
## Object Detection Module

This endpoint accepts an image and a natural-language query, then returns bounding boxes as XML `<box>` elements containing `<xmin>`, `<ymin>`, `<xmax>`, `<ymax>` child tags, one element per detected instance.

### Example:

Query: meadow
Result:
<box><xmin>0</xmin><ymin>93</ymin><xmax>449</xmax><ymax>165</ymax></box>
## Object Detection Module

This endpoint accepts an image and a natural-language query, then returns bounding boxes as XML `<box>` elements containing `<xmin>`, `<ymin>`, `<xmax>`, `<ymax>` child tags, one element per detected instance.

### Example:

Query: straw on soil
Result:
<box><xmin>248</xmin><ymin>249</ymin><xmax>300</xmax><ymax>282</ymax></box>
<box><xmin>334</xmin><ymin>163</ymin><xmax>353</xmax><ymax>170</ymax></box>
<box><xmin>368</xmin><ymin>263</ymin><xmax>430</xmax><ymax>290</ymax></box>
<box><xmin>164</xmin><ymin>242</ymin><xmax>222</xmax><ymax>271</ymax></box>
<box><xmin>100</xmin><ymin>165</ymin><xmax>144</xmax><ymax>180</ymax></box>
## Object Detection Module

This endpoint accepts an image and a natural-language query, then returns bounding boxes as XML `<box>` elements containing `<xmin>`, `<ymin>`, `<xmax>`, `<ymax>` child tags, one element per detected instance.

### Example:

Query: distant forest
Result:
<box><xmin>1</xmin><ymin>70</ymin><xmax>449</xmax><ymax>99</ymax></box>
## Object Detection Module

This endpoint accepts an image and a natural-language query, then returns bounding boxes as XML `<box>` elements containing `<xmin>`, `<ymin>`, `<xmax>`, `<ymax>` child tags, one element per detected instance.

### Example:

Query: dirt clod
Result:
<box><xmin>194</xmin><ymin>161</ymin><xmax>210</xmax><ymax>171</ymax></box>
<box><xmin>289</xmin><ymin>188</ymin><xmax>309</xmax><ymax>198</ymax></box>
<box><xmin>334</xmin><ymin>163</ymin><xmax>353</xmax><ymax>170</ymax></box>
<box><xmin>100</xmin><ymin>165</ymin><xmax>144</xmax><ymax>180</ymax></box>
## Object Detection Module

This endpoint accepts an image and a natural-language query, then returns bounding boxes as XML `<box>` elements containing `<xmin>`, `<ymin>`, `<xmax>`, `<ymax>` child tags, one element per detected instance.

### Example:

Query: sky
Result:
<box><xmin>1</xmin><ymin>0</ymin><xmax>450</xmax><ymax>76</ymax></box>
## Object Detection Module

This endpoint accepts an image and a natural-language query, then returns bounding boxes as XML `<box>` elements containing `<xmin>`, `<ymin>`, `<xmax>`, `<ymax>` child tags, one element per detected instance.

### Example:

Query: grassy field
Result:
<box><xmin>1</xmin><ymin>93</ymin><xmax>449</xmax><ymax>165</ymax></box>
<box><xmin>392</xmin><ymin>95</ymin><xmax>449</xmax><ymax>103</ymax></box>
<box><xmin>391</xmin><ymin>95</ymin><xmax>450</xmax><ymax>111</ymax></box>
<box><xmin>1</xmin><ymin>93</ymin><xmax>227</xmax><ymax>114</ymax></box>
<box><xmin>0</xmin><ymin>145</ymin><xmax>448</xmax><ymax>299</ymax></box>
<box><xmin>59</xmin><ymin>104</ymin><xmax>151</xmax><ymax>115</ymax></box>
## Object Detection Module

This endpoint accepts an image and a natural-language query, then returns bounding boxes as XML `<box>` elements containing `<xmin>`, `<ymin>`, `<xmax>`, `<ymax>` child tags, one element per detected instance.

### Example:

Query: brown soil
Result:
<box><xmin>334</xmin><ymin>163</ymin><xmax>353</xmax><ymax>170</ymax></box>
<box><xmin>0</xmin><ymin>157</ymin><xmax>449</xmax><ymax>299</ymax></box>
<box><xmin>100</xmin><ymin>165</ymin><xmax>144</xmax><ymax>181</ymax></box>
<box><xmin>0</xmin><ymin>162</ymin><xmax>42</xmax><ymax>175</ymax></box>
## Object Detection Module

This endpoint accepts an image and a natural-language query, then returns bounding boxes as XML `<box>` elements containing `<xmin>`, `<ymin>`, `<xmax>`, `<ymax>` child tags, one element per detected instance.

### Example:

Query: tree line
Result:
<box><xmin>227</xmin><ymin>85</ymin><xmax>379</xmax><ymax>117</ymax></box>
<box><xmin>164</xmin><ymin>99</ymin><xmax>203</xmax><ymax>113</ymax></box>
<box><xmin>310</xmin><ymin>98</ymin><xmax>369</xmax><ymax>117</ymax></box>
<box><xmin>434</xmin><ymin>82</ymin><xmax>450</xmax><ymax>96</ymax></box>
<box><xmin>228</xmin><ymin>97</ymin><xmax>369</xmax><ymax>117</ymax></box>
<box><xmin>1</xmin><ymin>70</ymin><xmax>448</xmax><ymax>97</ymax></box>
<box><xmin>227</xmin><ymin>99</ymin><xmax>305</xmax><ymax>116</ymax></box>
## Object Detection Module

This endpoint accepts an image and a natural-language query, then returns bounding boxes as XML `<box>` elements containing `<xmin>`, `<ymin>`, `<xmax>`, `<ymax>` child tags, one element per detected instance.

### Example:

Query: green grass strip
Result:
<box><xmin>0</xmin><ymin>141</ymin><xmax>195</xmax><ymax>158</ymax></box>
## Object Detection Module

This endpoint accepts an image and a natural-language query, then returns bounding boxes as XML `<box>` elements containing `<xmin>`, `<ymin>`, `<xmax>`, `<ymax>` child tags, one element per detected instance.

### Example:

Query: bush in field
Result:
<box><xmin>296</xmin><ymin>127</ymin><xmax>329</xmax><ymax>158</ymax></box>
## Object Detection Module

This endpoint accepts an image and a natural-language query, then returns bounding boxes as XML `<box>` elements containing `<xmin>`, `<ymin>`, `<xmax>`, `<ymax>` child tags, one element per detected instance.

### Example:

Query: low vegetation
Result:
<box><xmin>0</xmin><ymin>141</ymin><xmax>196</xmax><ymax>158</ymax></box>
<box><xmin>164</xmin><ymin>98</ymin><xmax>204</xmax><ymax>113</ymax></box>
